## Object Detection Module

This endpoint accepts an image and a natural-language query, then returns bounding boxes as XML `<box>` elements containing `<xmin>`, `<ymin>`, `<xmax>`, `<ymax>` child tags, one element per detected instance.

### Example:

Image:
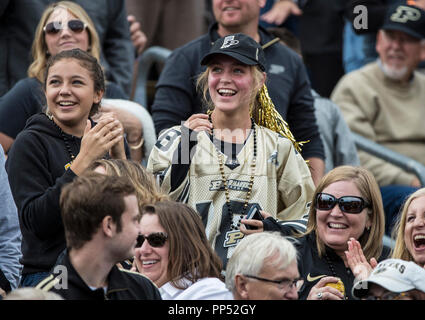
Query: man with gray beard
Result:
<box><xmin>331</xmin><ymin>2</ymin><xmax>425</xmax><ymax>236</ymax></box>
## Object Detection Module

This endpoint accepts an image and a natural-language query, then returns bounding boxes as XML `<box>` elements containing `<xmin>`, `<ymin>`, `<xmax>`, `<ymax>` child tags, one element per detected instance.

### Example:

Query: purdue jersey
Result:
<box><xmin>148</xmin><ymin>124</ymin><xmax>315</xmax><ymax>268</ymax></box>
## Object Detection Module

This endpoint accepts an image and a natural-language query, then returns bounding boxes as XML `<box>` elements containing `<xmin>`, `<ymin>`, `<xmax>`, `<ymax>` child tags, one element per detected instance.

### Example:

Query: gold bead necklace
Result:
<box><xmin>209</xmin><ymin>114</ymin><xmax>257</xmax><ymax>230</ymax></box>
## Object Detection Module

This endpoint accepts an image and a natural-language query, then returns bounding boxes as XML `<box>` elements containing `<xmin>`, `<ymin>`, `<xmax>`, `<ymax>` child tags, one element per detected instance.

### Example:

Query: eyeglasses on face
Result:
<box><xmin>136</xmin><ymin>232</ymin><xmax>168</xmax><ymax>248</ymax></box>
<box><xmin>43</xmin><ymin>20</ymin><xmax>87</xmax><ymax>35</ymax></box>
<box><xmin>315</xmin><ymin>192</ymin><xmax>370</xmax><ymax>214</ymax></box>
<box><xmin>243</xmin><ymin>274</ymin><xmax>304</xmax><ymax>291</ymax></box>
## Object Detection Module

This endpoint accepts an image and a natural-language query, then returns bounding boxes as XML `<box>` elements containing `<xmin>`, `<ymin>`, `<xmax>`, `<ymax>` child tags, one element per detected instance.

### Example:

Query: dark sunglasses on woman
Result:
<box><xmin>136</xmin><ymin>232</ymin><xmax>168</xmax><ymax>248</ymax></box>
<box><xmin>43</xmin><ymin>20</ymin><xmax>87</xmax><ymax>34</ymax></box>
<box><xmin>315</xmin><ymin>192</ymin><xmax>370</xmax><ymax>214</ymax></box>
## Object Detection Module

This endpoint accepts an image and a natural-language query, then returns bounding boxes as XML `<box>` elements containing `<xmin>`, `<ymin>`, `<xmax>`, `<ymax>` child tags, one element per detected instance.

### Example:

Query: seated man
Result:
<box><xmin>225</xmin><ymin>232</ymin><xmax>301</xmax><ymax>300</ymax></box>
<box><xmin>352</xmin><ymin>258</ymin><xmax>425</xmax><ymax>300</ymax></box>
<box><xmin>36</xmin><ymin>173</ymin><xmax>161</xmax><ymax>300</ymax></box>
<box><xmin>331</xmin><ymin>3</ymin><xmax>425</xmax><ymax>234</ymax></box>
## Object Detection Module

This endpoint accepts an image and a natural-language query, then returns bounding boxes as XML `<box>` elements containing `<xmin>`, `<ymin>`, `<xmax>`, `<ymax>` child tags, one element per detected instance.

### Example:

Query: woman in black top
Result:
<box><xmin>6</xmin><ymin>49</ymin><xmax>126</xmax><ymax>287</ymax></box>
<box><xmin>295</xmin><ymin>166</ymin><xmax>386</xmax><ymax>300</ymax></box>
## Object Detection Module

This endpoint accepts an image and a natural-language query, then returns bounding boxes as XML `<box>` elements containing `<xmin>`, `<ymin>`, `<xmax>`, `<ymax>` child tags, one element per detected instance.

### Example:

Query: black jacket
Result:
<box><xmin>6</xmin><ymin>113</ymin><xmax>79</xmax><ymax>275</ymax></box>
<box><xmin>151</xmin><ymin>23</ymin><xmax>324</xmax><ymax>161</ymax></box>
<box><xmin>36</xmin><ymin>252</ymin><xmax>162</xmax><ymax>300</ymax></box>
<box><xmin>6</xmin><ymin>113</ymin><xmax>129</xmax><ymax>275</ymax></box>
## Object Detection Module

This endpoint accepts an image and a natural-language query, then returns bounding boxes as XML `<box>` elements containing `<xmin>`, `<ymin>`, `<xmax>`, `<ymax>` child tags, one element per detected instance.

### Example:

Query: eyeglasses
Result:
<box><xmin>315</xmin><ymin>192</ymin><xmax>370</xmax><ymax>214</ymax></box>
<box><xmin>43</xmin><ymin>20</ymin><xmax>87</xmax><ymax>35</ymax></box>
<box><xmin>243</xmin><ymin>274</ymin><xmax>304</xmax><ymax>291</ymax></box>
<box><xmin>365</xmin><ymin>292</ymin><xmax>410</xmax><ymax>300</ymax></box>
<box><xmin>136</xmin><ymin>232</ymin><xmax>168</xmax><ymax>248</ymax></box>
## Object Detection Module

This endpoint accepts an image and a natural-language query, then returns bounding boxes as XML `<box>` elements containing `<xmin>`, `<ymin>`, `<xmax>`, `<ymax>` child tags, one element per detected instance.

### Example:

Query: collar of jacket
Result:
<box><xmin>61</xmin><ymin>252</ymin><xmax>131</xmax><ymax>298</ymax></box>
<box><xmin>207</xmin><ymin>22</ymin><xmax>280</xmax><ymax>51</ymax></box>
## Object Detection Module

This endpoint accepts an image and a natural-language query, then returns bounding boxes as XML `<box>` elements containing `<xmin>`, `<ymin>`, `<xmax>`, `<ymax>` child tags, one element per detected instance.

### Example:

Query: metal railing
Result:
<box><xmin>352</xmin><ymin>132</ymin><xmax>425</xmax><ymax>186</ymax></box>
<box><xmin>352</xmin><ymin>132</ymin><xmax>425</xmax><ymax>250</ymax></box>
<box><xmin>131</xmin><ymin>46</ymin><xmax>172</xmax><ymax>110</ymax></box>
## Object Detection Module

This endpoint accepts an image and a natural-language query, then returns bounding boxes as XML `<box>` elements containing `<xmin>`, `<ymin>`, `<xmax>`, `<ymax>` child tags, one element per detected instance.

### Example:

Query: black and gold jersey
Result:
<box><xmin>148</xmin><ymin>124</ymin><xmax>315</xmax><ymax>268</ymax></box>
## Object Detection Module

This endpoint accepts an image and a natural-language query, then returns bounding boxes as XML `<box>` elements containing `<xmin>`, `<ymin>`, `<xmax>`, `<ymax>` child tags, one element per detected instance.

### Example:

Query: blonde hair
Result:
<box><xmin>196</xmin><ymin>64</ymin><xmax>303</xmax><ymax>153</ymax></box>
<box><xmin>303</xmin><ymin>166</ymin><xmax>385</xmax><ymax>261</ymax></box>
<box><xmin>391</xmin><ymin>187</ymin><xmax>425</xmax><ymax>262</ymax></box>
<box><xmin>28</xmin><ymin>1</ymin><xmax>101</xmax><ymax>82</ymax></box>
<box><xmin>86</xmin><ymin>159</ymin><xmax>169</xmax><ymax>209</ymax></box>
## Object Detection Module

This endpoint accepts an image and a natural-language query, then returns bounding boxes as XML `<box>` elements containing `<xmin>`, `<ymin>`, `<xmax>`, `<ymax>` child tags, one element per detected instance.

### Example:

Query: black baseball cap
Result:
<box><xmin>381</xmin><ymin>3</ymin><xmax>425</xmax><ymax>39</ymax></box>
<box><xmin>201</xmin><ymin>33</ymin><xmax>266</xmax><ymax>71</ymax></box>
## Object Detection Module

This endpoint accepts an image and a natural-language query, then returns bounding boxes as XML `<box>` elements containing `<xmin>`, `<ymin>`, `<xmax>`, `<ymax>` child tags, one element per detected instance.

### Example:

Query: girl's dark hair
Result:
<box><xmin>43</xmin><ymin>48</ymin><xmax>105</xmax><ymax>116</ymax></box>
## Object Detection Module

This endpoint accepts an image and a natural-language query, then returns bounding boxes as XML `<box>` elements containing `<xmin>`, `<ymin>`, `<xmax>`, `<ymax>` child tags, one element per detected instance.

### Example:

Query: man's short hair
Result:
<box><xmin>60</xmin><ymin>173</ymin><xmax>136</xmax><ymax>249</ymax></box>
<box><xmin>225</xmin><ymin>232</ymin><xmax>298</xmax><ymax>292</ymax></box>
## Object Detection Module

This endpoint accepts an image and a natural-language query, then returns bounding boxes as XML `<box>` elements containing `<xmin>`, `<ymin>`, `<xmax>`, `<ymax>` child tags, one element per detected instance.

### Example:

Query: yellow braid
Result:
<box><xmin>255</xmin><ymin>84</ymin><xmax>308</xmax><ymax>153</ymax></box>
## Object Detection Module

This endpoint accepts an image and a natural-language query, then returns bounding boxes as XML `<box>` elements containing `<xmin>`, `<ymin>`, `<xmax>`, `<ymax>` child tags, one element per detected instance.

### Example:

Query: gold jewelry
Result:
<box><xmin>209</xmin><ymin>114</ymin><xmax>257</xmax><ymax>230</ymax></box>
<box><xmin>128</xmin><ymin>137</ymin><xmax>144</xmax><ymax>150</ymax></box>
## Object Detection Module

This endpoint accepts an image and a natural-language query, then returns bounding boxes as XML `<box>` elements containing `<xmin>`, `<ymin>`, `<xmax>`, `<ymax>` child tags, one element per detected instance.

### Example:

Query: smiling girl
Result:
<box><xmin>147</xmin><ymin>33</ymin><xmax>314</xmax><ymax>269</ymax></box>
<box><xmin>6</xmin><ymin>49</ymin><xmax>126</xmax><ymax>287</ymax></box>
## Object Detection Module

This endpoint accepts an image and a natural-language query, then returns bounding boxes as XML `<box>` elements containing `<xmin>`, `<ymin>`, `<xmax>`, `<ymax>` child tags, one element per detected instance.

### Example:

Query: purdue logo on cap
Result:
<box><xmin>391</xmin><ymin>5</ymin><xmax>421</xmax><ymax>23</ymax></box>
<box><xmin>221</xmin><ymin>35</ymin><xmax>239</xmax><ymax>49</ymax></box>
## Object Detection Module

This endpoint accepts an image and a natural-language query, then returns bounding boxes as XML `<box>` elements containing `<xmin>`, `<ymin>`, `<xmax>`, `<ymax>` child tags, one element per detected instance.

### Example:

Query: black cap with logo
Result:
<box><xmin>201</xmin><ymin>33</ymin><xmax>266</xmax><ymax>71</ymax></box>
<box><xmin>381</xmin><ymin>3</ymin><xmax>425</xmax><ymax>39</ymax></box>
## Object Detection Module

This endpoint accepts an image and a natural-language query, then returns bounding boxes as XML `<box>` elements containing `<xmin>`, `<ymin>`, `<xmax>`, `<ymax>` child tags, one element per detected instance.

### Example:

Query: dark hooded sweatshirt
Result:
<box><xmin>5</xmin><ymin>113</ymin><xmax>119</xmax><ymax>275</ymax></box>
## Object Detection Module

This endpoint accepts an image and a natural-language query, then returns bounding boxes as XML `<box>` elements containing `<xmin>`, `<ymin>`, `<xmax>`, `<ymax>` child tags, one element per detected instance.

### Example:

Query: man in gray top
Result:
<box><xmin>0</xmin><ymin>145</ymin><xmax>22</xmax><ymax>295</ymax></box>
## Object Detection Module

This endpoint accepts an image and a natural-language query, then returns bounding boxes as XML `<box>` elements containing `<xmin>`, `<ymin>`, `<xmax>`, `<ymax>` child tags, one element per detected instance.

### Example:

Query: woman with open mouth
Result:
<box><xmin>147</xmin><ymin>33</ymin><xmax>315</xmax><ymax>270</ymax></box>
<box><xmin>292</xmin><ymin>165</ymin><xmax>386</xmax><ymax>300</ymax></box>
<box><xmin>392</xmin><ymin>188</ymin><xmax>425</xmax><ymax>268</ymax></box>
<box><xmin>5</xmin><ymin>48</ymin><xmax>126</xmax><ymax>288</ymax></box>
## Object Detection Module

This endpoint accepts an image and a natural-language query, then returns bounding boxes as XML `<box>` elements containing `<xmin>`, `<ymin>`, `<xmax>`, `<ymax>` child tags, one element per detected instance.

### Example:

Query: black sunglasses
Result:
<box><xmin>43</xmin><ymin>20</ymin><xmax>87</xmax><ymax>34</ymax></box>
<box><xmin>136</xmin><ymin>232</ymin><xmax>168</xmax><ymax>248</ymax></box>
<box><xmin>315</xmin><ymin>192</ymin><xmax>370</xmax><ymax>214</ymax></box>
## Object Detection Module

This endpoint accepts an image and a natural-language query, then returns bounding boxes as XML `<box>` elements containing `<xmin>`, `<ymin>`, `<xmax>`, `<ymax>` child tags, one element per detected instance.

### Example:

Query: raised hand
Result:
<box><xmin>240</xmin><ymin>210</ymin><xmax>271</xmax><ymax>234</ymax></box>
<box><xmin>183</xmin><ymin>113</ymin><xmax>212</xmax><ymax>133</ymax></box>
<box><xmin>345</xmin><ymin>237</ymin><xmax>376</xmax><ymax>281</ymax></box>
<box><xmin>70</xmin><ymin>117</ymin><xmax>123</xmax><ymax>175</ymax></box>
<box><xmin>127</xmin><ymin>15</ymin><xmax>147</xmax><ymax>56</ymax></box>
<box><xmin>260</xmin><ymin>0</ymin><xmax>302</xmax><ymax>26</ymax></box>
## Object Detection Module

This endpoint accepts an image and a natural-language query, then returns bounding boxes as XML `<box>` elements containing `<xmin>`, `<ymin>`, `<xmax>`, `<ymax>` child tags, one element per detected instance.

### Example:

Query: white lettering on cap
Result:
<box><xmin>391</xmin><ymin>5</ymin><xmax>421</xmax><ymax>23</ymax></box>
<box><xmin>221</xmin><ymin>35</ymin><xmax>239</xmax><ymax>49</ymax></box>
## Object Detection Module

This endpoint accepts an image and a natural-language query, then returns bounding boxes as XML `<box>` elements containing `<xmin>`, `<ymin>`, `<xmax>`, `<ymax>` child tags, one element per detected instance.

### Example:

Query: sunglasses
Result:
<box><xmin>43</xmin><ymin>20</ymin><xmax>87</xmax><ymax>35</ymax></box>
<box><xmin>315</xmin><ymin>192</ymin><xmax>370</xmax><ymax>214</ymax></box>
<box><xmin>136</xmin><ymin>232</ymin><xmax>168</xmax><ymax>248</ymax></box>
